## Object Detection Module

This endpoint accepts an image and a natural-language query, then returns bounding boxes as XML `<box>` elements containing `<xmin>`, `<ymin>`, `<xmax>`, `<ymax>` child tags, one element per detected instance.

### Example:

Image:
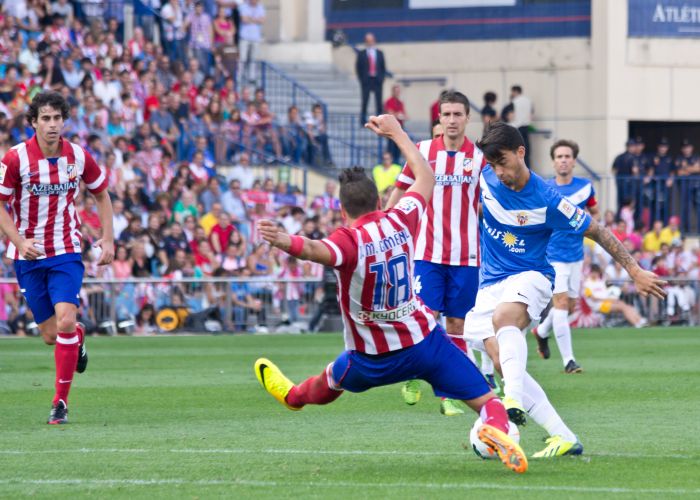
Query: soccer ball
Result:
<box><xmin>469</xmin><ymin>417</ymin><xmax>520</xmax><ymax>460</ymax></box>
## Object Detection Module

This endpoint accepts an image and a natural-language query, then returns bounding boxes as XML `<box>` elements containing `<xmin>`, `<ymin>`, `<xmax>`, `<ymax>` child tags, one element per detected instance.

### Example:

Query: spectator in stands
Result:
<box><xmin>310</xmin><ymin>180</ymin><xmax>340</xmax><ymax>213</ymax></box>
<box><xmin>238</xmin><ymin>0</ymin><xmax>265</xmax><ymax>86</ymax></box>
<box><xmin>372</xmin><ymin>151</ymin><xmax>401</xmax><ymax>194</ymax></box>
<box><xmin>210</xmin><ymin>211</ymin><xmax>237</xmax><ymax>256</ymax></box>
<box><xmin>185</xmin><ymin>2</ymin><xmax>213</xmax><ymax>74</ymax></box>
<box><xmin>112</xmin><ymin>198</ymin><xmax>129</xmax><ymax>240</ymax></box>
<box><xmin>160</xmin><ymin>0</ymin><xmax>187</xmax><ymax>63</ymax></box>
<box><xmin>281</xmin><ymin>105</ymin><xmax>308</xmax><ymax>164</ymax></box>
<box><xmin>676</xmin><ymin>139</ymin><xmax>700</xmax><ymax>175</ymax></box>
<box><xmin>228</xmin><ymin>151</ymin><xmax>255</xmax><ymax>189</ymax></box>
<box><xmin>213</xmin><ymin>6</ymin><xmax>236</xmax><ymax>49</ymax></box>
<box><xmin>221</xmin><ymin>179</ymin><xmax>250</xmax><ymax>234</ymax></box>
<box><xmin>508</xmin><ymin>85</ymin><xmax>533</xmax><ymax>166</ymax></box>
<box><xmin>611</xmin><ymin>219</ymin><xmax>628</xmax><ymax>242</ymax></box>
<box><xmin>481</xmin><ymin>91</ymin><xmax>498</xmax><ymax>132</ymax></box>
<box><xmin>383</xmin><ymin>84</ymin><xmax>406</xmax><ymax>162</ymax></box>
<box><xmin>612</xmin><ymin>138</ymin><xmax>640</xmax><ymax>216</ymax></box>
<box><xmin>644</xmin><ymin>137</ymin><xmax>676</xmax><ymax>222</ymax></box>
<box><xmin>642</xmin><ymin>220</ymin><xmax>664</xmax><ymax>253</ymax></box>
<box><xmin>305</xmin><ymin>103</ymin><xmax>332</xmax><ymax>167</ymax></box>
<box><xmin>222</xmin><ymin>229</ymin><xmax>247</xmax><ymax>272</ymax></box>
<box><xmin>199</xmin><ymin>201</ymin><xmax>223</xmax><ymax>235</ymax></box>
<box><xmin>583</xmin><ymin>264</ymin><xmax>648</xmax><ymax>328</ymax></box>
<box><xmin>356</xmin><ymin>32</ymin><xmax>386</xmax><ymax>124</ymax></box>
<box><xmin>660</xmin><ymin>215</ymin><xmax>681</xmax><ymax>246</ymax></box>
<box><xmin>256</xmin><ymin>100</ymin><xmax>282</xmax><ymax>160</ymax></box>
<box><xmin>173</xmin><ymin>189</ymin><xmax>199</xmax><ymax>223</ymax></box>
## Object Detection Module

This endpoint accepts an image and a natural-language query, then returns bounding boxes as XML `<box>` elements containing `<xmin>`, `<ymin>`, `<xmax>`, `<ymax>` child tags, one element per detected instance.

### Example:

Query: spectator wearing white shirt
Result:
<box><xmin>238</xmin><ymin>0</ymin><xmax>265</xmax><ymax>85</ymax></box>
<box><xmin>18</xmin><ymin>38</ymin><xmax>41</xmax><ymax>74</ymax></box>
<box><xmin>227</xmin><ymin>152</ymin><xmax>256</xmax><ymax>190</ymax></box>
<box><xmin>93</xmin><ymin>68</ymin><xmax>121</xmax><ymax>108</ymax></box>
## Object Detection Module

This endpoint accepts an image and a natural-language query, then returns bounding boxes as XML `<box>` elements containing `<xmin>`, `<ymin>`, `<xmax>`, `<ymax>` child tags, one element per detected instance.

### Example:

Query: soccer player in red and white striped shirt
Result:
<box><xmin>254</xmin><ymin>115</ymin><xmax>527</xmax><ymax>474</ymax></box>
<box><xmin>0</xmin><ymin>92</ymin><xmax>114</xmax><ymax>424</ymax></box>
<box><xmin>386</xmin><ymin>90</ymin><xmax>486</xmax><ymax>414</ymax></box>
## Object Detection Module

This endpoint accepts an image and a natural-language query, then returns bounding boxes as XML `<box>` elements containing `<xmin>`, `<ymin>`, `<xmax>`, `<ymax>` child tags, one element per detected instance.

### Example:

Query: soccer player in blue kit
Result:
<box><xmin>464</xmin><ymin>123</ymin><xmax>666</xmax><ymax>457</ymax></box>
<box><xmin>532</xmin><ymin>140</ymin><xmax>599</xmax><ymax>373</ymax></box>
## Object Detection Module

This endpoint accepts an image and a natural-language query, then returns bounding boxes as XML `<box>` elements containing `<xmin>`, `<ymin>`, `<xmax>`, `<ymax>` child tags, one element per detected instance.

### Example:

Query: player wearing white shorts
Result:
<box><xmin>466</xmin><ymin>123</ymin><xmax>666</xmax><ymax>457</ymax></box>
<box><xmin>532</xmin><ymin>140</ymin><xmax>599</xmax><ymax>373</ymax></box>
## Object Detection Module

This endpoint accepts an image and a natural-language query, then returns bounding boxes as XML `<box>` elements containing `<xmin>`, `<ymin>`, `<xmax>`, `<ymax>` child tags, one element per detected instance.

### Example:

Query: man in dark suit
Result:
<box><xmin>356</xmin><ymin>32</ymin><xmax>386</xmax><ymax>125</ymax></box>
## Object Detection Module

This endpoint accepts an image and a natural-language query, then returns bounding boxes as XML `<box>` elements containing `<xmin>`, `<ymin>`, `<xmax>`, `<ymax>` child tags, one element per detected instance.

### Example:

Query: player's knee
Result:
<box><xmin>56</xmin><ymin>314</ymin><xmax>77</xmax><ymax>333</ymax></box>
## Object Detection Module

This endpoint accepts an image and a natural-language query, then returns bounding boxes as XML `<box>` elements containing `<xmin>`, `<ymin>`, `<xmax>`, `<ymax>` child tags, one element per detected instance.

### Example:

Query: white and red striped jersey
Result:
<box><xmin>0</xmin><ymin>136</ymin><xmax>108</xmax><ymax>260</ymax></box>
<box><xmin>321</xmin><ymin>193</ymin><xmax>437</xmax><ymax>355</ymax></box>
<box><xmin>395</xmin><ymin>136</ymin><xmax>484</xmax><ymax>267</ymax></box>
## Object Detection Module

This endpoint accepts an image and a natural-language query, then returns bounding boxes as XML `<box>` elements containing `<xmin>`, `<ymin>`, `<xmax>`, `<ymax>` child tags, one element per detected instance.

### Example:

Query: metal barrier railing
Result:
<box><xmin>1</xmin><ymin>277</ymin><xmax>325</xmax><ymax>335</ymax></box>
<box><xmin>614</xmin><ymin>175</ymin><xmax>700</xmax><ymax>234</ymax></box>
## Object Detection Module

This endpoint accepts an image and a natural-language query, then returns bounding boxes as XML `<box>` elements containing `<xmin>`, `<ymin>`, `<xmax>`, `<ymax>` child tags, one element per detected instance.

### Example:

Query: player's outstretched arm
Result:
<box><xmin>365</xmin><ymin>115</ymin><xmax>434</xmax><ymax>204</ymax></box>
<box><xmin>258</xmin><ymin>220</ymin><xmax>334</xmax><ymax>267</ymax></box>
<box><xmin>0</xmin><ymin>203</ymin><xmax>44</xmax><ymax>260</ymax></box>
<box><xmin>583</xmin><ymin>218</ymin><xmax>667</xmax><ymax>298</ymax></box>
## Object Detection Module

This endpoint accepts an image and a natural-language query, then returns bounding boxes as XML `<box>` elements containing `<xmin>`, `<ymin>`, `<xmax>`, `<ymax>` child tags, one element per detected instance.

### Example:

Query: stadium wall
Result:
<box><xmin>263</xmin><ymin>0</ymin><xmax>700</xmax><ymax>208</ymax></box>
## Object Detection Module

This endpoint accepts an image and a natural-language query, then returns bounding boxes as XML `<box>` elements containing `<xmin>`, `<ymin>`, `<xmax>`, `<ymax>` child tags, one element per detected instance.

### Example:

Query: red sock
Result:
<box><xmin>76</xmin><ymin>323</ymin><xmax>84</xmax><ymax>345</ymax></box>
<box><xmin>447</xmin><ymin>333</ymin><xmax>468</xmax><ymax>353</ymax></box>
<box><xmin>480</xmin><ymin>397</ymin><xmax>510</xmax><ymax>434</ymax></box>
<box><xmin>53</xmin><ymin>331</ymin><xmax>79</xmax><ymax>405</ymax></box>
<box><xmin>286</xmin><ymin>368</ymin><xmax>343</xmax><ymax>408</ymax></box>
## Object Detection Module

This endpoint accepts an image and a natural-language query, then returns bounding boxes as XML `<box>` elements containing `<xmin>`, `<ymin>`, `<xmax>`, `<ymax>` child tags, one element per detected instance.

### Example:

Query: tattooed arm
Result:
<box><xmin>583</xmin><ymin>218</ymin><xmax>667</xmax><ymax>298</ymax></box>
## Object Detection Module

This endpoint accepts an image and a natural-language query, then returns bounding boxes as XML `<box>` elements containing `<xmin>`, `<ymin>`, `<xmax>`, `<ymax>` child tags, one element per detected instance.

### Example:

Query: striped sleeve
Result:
<box><xmin>0</xmin><ymin>148</ymin><xmax>20</xmax><ymax>201</ymax></box>
<box><xmin>80</xmin><ymin>147</ymin><xmax>108</xmax><ymax>194</ymax></box>
<box><xmin>388</xmin><ymin>192</ymin><xmax>426</xmax><ymax>237</ymax></box>
<box><xmin>320</xmin><ymin>227</ymin><xmax>356</xmax><ymax>270</ymax></box>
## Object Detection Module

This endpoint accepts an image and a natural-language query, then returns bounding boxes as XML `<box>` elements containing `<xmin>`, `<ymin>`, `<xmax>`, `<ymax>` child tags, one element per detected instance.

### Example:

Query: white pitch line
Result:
<box><xmin>0</xmin><ymin>478</ymin><xmax>698</xmax><ymax>495</ymax></box>
<box><xmin>0</xmin><ymin>448</ymin><xmax>698</xmax><ymax>461</ymax></box>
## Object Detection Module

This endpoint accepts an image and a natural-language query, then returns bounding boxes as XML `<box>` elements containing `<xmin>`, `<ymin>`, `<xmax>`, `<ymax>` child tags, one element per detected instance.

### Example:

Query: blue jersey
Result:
<box><xmin>479</xmin><ymin>166</ymin><xmax>592</xmax><ymax>287</ymax></box>
<box><xmin>546</xmin><ymin>177</ymin><xmax>596</xmax><ymax>263</ymax></box>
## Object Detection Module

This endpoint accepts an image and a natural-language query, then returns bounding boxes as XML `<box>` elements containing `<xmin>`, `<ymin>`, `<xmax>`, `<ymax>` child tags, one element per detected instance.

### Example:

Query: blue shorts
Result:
<box><xmin>14</xmin><ymin>253</ymin><xmax>84</xmax><ymax>324</ymax></box>
<box><xmin>414</xmin><ymin>261</ymin><xmax>479</xmax><ymax>319</ymax></box>
<box><xmin>330</xmin><ymin>325</ymin><xmax>490</xmax><ymax>401</ymax></box>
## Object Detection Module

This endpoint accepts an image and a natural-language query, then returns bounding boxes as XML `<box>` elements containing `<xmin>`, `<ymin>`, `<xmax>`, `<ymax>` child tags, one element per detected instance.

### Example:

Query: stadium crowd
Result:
<box><xmin>0</xmin><ymin>2</ymin><xmax>696</xmax><ymax>336</ymax></box>
<box><xmin>0</xmin><ymin>0</ymin><xmax>339</xmax><ymax>334</ymax></box>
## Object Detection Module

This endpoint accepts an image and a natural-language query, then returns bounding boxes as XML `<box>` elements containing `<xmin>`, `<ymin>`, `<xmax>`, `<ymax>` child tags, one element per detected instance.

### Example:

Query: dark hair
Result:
<box><xmin>438</xmin><ymin>90</ymin><xmax>470</xmax><ymax>116</ymax></box>
<box><xmin>476</xmin><ymin>122</ymin><xmax>525</xmax><ymax>162</ymax></box>
<box><xmin>550</xmin><ymin>139</ymin><xmax>580</xmax><ymax>160</ymax></box>
<box><xmin>338</xmin><ymin>167</ymin><xmax>379</xmax><ymax>218</ymax></box>
<box><xmin>589</xmin><ymin>264</ymin><xmax>602</xmax><ymax>275</ymax></box>
<box><xmin>511</xmin><ymin>85</ymin><xmax>523</xmax><ymax>94</ymax></box>
<box><xmin>483</xmin><ymin>91</ymin><xmax>496</xmax><ymax>104</ymax></box>
<box><xmin>27</xmin><ymin>92</ymin><xmax>69</xmax><ymax>127</ymax></box>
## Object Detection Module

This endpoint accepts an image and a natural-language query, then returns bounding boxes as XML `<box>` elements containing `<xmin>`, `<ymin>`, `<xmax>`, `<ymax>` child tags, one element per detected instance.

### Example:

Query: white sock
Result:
<box><xmin>552</xmin><ymin>308</ymin><xmax>574</xmax><ymax>366</ymax></box>
<box><xmin>537</xmin><ymin>309</ymin><xmax>554</xmax><ymax>339</ymax></box>
<box><xmin>480</xmin><ymin>350</ymin><xmax>494</xmax><ymax>375</ymax></box>
<box><xmin>522</xmin><ymin>372</ymin><xmax>577</xmax><ymax>442</ymax></box>
<box><xmin>496</xmin><ymin>326</ymin><xmax>527</xmax><ymax>404</ymax></box>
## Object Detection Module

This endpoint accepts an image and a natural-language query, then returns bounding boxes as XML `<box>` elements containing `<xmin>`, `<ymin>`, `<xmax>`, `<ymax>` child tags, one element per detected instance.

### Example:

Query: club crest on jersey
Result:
<box><xmin>65</xmin><ymin>163</ymin><xmax>77</xmax><ymax>180</ymax></box>
<box><xmin>462</xmin><ymin>158</ymin><xmax>473</xmax><ymax>172</ymax></box>
<box><xmin>516</xmin><ymin>212</ymin><xmax>528</xmax><ymax>226</ymax></box>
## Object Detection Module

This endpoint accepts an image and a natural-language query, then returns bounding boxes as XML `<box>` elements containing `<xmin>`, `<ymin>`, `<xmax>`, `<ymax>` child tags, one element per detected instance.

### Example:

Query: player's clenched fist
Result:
<box><xmin>364</xmin><ymin>114</ymin><xmax>403</xmax><ymax>139</ymax></box>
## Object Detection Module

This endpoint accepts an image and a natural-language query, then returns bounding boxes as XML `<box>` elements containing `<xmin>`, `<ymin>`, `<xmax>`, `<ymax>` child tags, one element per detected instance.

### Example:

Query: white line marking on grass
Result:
<box><xmin>1</xmin><ymin>448</ymin><xmax>698</xmax><ymax>461</ymax></box>
<box><xmin>0</xmin><ymin>478</ymin><xmax>698</xmax><ymax>495</ymax></box>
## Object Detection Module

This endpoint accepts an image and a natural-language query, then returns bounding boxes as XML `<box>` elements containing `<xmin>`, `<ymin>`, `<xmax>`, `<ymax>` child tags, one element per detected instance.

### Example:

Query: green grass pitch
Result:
<box><xmin>1</xmin><ymin>327</ymin><xmax>700</xmax><ymax>499</ymax></box>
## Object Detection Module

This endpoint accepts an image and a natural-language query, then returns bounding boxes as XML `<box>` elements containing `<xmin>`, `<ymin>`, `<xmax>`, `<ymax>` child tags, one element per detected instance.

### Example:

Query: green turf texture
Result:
<box><xmin>1</xmin><ymin>327</ymin><xmax>699</xmax><ymax>499</ymax></box>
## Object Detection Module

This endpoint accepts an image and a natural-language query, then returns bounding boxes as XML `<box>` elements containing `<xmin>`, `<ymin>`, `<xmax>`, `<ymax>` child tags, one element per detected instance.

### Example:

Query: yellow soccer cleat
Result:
<box><xmin>532</xmin><ymin>436</ymin><xmax>584</xmax><ymax>458</ymax></box>
<box><xmin>502</xmin><ymin>396</ymin><xmax>527</xmax><ymax>426</ymax></box>
<box><xmin>478</xmin><ymin>424</ymin><xmax>528</xmax><ymax>474</ymax></box>
<box><xmin>439</xmin><ymin>398</ymin><xmax>465</xmax><ymax>416</ymax></box>
<box><xmin>401</xmin><ymin>379</ymin><xmax>422</xmax><ymax>405</ymax></box>
<box><xmin>254</xmin><ymin>358</ymin><xmax>302</xmax><ymax>411</ymax></box>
